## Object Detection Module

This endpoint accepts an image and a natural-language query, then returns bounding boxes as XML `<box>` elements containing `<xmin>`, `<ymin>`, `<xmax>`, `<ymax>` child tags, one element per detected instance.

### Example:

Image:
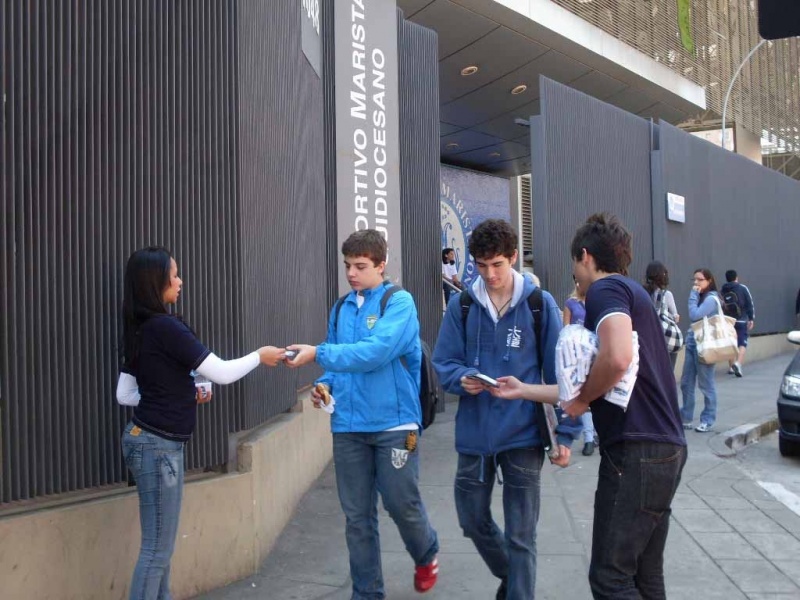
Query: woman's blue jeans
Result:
<box><xmin>122</xmin><ymin>422</ymin><xmax>186</xmax><ymax>600</ymax></box>
<box><xmin>581</xmin><ymin>411</ymin><xmax>596</xmax><ymax>443</ymax></box>
<box><xmin>454</xmin><ymin>447</ymin><xmax>544</xmax><ymax>600</ymax></box>
<box><xmin>333</xmin><ymin>431</ymin><xmax>439</xmax><ymax>600</ymax></box>
<box><xmin>680</xmin><ymin>341</ymin><xmax>718</xmax><ymax>426</ymax></box>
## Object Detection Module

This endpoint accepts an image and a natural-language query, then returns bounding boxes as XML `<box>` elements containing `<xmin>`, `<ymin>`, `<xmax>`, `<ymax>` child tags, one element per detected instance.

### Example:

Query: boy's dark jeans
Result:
<box><xmin>589</xmin><ymin>441</ymin><xmax>687</xmax><ymax>600</ymax></box>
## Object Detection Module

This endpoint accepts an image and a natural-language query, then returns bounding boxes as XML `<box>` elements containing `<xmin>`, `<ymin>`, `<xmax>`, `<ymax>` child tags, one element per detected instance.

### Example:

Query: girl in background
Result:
<box><xmin>442</xmin><ymin>247</ymin><xmax>461</xmax><ymax>305</ymax></box>
<box><xmin>644</xmin><ymin>261</ymin><xmax>681</xmax><ymax>370</ymax></box>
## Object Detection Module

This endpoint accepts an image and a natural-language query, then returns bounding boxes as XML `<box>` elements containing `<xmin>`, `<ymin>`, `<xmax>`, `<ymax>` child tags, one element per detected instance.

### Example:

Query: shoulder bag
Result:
<box><xmin>656</xmin><ymin>290</ymin><xmax>683</xmax><ymax>353</ymax></box>
<box><xmin>690</xmin><ymin>294</ymin><xmax>738</xmax><ymax>364</ymax></box>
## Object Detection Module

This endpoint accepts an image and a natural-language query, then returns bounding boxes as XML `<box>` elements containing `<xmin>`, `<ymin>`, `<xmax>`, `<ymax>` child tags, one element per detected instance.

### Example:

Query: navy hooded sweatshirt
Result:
<box><xmin>432</xmin><ymin>272</ymin><xmax>581</xmax><ymax>456</ymax></box>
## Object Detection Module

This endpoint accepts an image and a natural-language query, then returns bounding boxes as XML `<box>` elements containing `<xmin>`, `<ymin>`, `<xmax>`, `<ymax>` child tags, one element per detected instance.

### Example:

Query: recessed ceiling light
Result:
<box><xmin>445</xmin><ymin>142</ymin><xmax>460</xmax><ymax>150</ymax></box>
<box><xmin>488</xmin><ymin>151</ymin><xmax>501</xmax><ymax>158</ymax></box>
<box><xmin>511</xmin><ymin>84</ymin><xmax>528</xmax><ymax>95</ymax></box>
<box><xmin>461</xmin><ymin>65</ymin><xmax>479</xmax><ymax>76</ymax></box>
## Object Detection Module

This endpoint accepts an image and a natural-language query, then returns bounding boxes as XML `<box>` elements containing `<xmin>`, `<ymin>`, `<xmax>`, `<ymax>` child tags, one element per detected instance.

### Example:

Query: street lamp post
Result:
<box><xmin>721</xmin><ymin>38</ymin><xmax>766</xmax><ymax>151</ymax></box>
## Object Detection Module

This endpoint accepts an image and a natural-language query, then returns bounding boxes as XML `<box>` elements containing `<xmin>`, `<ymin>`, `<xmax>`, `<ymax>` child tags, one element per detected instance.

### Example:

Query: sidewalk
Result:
<box><xmin>196</xmin><ymin>353</ymin><xmax>799</xmax><ymax>600</ymax></box>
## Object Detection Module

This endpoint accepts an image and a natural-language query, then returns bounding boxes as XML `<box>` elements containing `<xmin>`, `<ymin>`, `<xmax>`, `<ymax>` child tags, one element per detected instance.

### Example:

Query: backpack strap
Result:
<box><xmin>527</xmin><ymin>287</ymin><xmax>552</xmax><ymax>452</ymax></box>
<box><xmin>375</xmin><ymin>283</ymin><xmax>410</xmax><ymax>370</ymax></box>
<box><xmin>527</xmin><ymin>287</ymin><xmax>544</xmax><ymax>370</ymax></box>
<box><xmin>331</xmin><ymin>295</ymin><xmax>348</xmax><ymax>342</ymax></box>
<box><xmin>459</xmin><ymin>290</ymin><xmax>473</xmax><ymax>328</ymax></box>
<box><xmin>332</xmin><ymin>296</ymin><xmax>345</xmax><ymax>327</ymax></box>
<box><xmin>379</xmin><ymin>283</ymin><xmax>401</xmax><ymax>317</ymax></box>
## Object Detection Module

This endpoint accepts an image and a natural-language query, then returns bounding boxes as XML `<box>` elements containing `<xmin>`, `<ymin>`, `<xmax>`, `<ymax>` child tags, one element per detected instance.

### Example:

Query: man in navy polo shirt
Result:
<box><xmin>564</xmin><ymin>214</ymin><xmax>687</xmax><ymax>600</ymax></box>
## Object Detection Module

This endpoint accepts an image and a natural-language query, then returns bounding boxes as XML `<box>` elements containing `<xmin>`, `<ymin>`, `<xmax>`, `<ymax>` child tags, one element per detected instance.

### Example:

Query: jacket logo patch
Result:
<box><xmin>366</xmin><ymin>315</ymin><xmax>378</xmax><ymax>329</ymax></box>
<box><xmin>507</xmin><ymin>326</ymin><xmax>522</xmax><ymax>348</ymax></box>
<box><xmin>391</xmin><ymin>448</ymin><xmax>409</xmax><ymax>469</ymax></box>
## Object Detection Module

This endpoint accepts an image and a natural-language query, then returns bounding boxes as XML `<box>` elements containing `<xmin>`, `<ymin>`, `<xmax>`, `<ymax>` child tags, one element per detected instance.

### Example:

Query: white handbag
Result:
<box><xmin>690</xmin><ymin>295</ymin><xmax>738</xmax><ymax>365</ymax></box>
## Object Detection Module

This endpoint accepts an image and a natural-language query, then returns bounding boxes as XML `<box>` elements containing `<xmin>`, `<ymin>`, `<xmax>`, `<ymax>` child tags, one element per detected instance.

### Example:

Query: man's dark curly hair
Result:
<box><xmin>468</xmin><ymin>219</ymin><xmax>518</xmax><ymax>260</ymax></box>
<box><xmin>570</xmin><ymin>213</ymin><xmax>632</xmax><ymax>276</ymax></box>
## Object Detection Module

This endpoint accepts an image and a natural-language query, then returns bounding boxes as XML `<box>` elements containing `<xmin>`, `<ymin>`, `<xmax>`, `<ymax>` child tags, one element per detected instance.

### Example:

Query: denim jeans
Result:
<box><xmin>454</xmin><ymin>447</ymin><xmax>544</xmax><ymax>600</ymax></box>
<box><xmin>581</xmin><ymin>412</ymin><xmax>596</xmax><ymax>443</ymax></box>
<box><xmin>589</xmin><ymin>442</ymin><xmax>687</xmax><ymax>600</ymax></box>
<box><xmin>333</xmin><ymin>431</ymin><xmax>439</xmax><ymax>600</ymax></box>
<box><xmin>122</xmin><ymin>422</ymin><xmax>186</xmax><ymax>600</ymax></box>
<box><xmin>680</xmin><ymin>340</ymin><xmax>717</xmax><ymax>426</ymax></box>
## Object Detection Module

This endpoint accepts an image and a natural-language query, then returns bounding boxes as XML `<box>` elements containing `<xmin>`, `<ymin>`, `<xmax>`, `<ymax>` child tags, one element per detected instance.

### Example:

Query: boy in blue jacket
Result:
<box><xmin>287</xmin><ymin>229</ymin><xmax>439</xmax><ymax>599</ymax></box>
<box><xmin>432</xmin><ymin>219</ymin><xmax>579</xmax><ymax>600</ymax></box>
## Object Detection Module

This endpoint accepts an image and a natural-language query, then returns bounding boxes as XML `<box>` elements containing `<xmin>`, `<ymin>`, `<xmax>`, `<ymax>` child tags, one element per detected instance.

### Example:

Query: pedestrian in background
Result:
<box><xmin>564</xmin><ymin>214</ymin><xmax>686</xmax><ymax>600</ymax></box>
<box><xmin>117</xmin><ymin>247</ymin><xmax>285</xmax><ymax>600</ymax></box>
<box><xmin>644</xmin><ymin>261</ymin><xmax>681</xmax><ymax>370</ymax></box>
<box><xmin>680</xmin><ymin>268</ymin><xmax>721</xmax><ymax>432</ymax></box>
<box><xmin>442</xmin><ymin>247</ymin><xmax>461</xmax><ymax>305</ymax></box>
<box><xmin>563</xmin><ymin>279</ymin><xmax>596</xmax><ymax>456</ymax></box>
<box><xmin>720</xmin><ymin>269</ymin><xmax>755</xmax><ymax>377</ymax></box>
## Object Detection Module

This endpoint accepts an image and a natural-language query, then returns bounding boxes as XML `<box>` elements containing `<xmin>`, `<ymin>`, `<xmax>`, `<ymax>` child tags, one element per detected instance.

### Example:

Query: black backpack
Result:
<box><xmin>333</xmin><ymin>284</ymin><xmax>440</xmax><ymax>429</ymax></box>
<box><xmin>722</xmin><ymin>286</ymin><xmax>743</xmax><ymax>319</ymax></box>
<box><xmin>459</xmin><ymin>287</ymin><xmax>555</xmax><ymax>454</ymax></box>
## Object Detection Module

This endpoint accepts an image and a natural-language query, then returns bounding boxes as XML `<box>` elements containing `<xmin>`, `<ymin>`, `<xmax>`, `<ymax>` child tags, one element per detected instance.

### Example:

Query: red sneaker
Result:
<box><xmin>414</xmin><ymin>556</ymin><xmax>439</xmax><ymax>593</ymax></box>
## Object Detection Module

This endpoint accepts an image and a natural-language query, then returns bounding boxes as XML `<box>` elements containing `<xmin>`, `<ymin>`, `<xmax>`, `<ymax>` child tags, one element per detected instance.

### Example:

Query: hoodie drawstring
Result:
<box><xmin>474</xmin><ymin>312</ymin><xmax>481</xmax><ymax>368</ymax></box>
<box><xmin>502</xmin><ymin>308</ymin><xmax>519</xmax><ymax>363</ymax></box>
<box><xmin>476</xmin><ymin>455</ymin><xmax>503</xmax><ymax>485</ymax></box>
<box><xmin>494</xmin><ymin>454</ymin><xmax>503</xmax><ymax>485</ymax></box>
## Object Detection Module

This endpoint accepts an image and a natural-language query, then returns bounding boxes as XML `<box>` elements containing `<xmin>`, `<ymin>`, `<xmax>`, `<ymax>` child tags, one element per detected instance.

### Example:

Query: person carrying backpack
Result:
<box><xmin>432</xmin><ymin>219</ymin><xmax>580</xmax><ymax>600</ymax></box>
<box><xmin>720</xmin><ymin>269</ymin><xmax>755</xmax><ymax>377</ymax></box>
<box><xmin>286</xmin><ymin>230</ymin><xmax>440</xmax><ymax>598</ymax></box>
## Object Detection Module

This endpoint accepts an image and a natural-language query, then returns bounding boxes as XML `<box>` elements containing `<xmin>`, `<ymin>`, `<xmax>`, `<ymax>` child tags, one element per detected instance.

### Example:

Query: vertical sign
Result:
<box><xmin>300</xmin><ymin>0</ymin><xmax>322</xmax><ymax>78</ymax></box>
<box><xmin>334</xmin><ymin>0</ymin><xmax>401</xmax><ymax>293</ymax></box>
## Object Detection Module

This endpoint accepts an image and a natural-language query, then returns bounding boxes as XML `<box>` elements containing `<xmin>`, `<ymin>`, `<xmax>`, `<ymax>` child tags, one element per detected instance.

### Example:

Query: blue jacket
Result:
<box><xmin>432</xmin><ymin>275</ymin><xmax>581</xmax><ymax>456</ymax></box>
<box><xmin>315</xmin><ymin>283</ymin><xmax>422</xmax><ymax>433</ymax></box>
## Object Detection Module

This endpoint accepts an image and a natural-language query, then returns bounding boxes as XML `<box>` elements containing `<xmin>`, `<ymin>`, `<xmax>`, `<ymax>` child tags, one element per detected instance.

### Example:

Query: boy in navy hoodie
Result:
<box><xmin>432</xmin><ymin>219</ymin><xmax>579</xmax><ymax>600</ymax></box>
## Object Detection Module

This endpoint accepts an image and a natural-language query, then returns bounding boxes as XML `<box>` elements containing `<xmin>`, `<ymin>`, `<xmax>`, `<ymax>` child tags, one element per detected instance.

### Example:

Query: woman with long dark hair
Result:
<box><xmin>680</xmin><ymin>268</ymin><xmax>720</xmax><ymax>433</ymax></box>
<box><xmin>644</xmin><ymin>261</ymin><xmax>681</xmax><ymax>369</ymax></box>
<box><xmin>117</xmin><ymin>247</ymin><xmax>285</xmax><ymax>599</ymax></box>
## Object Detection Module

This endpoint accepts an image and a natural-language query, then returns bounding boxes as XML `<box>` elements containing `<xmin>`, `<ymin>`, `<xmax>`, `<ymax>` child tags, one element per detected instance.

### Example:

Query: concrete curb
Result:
<box><xmin>708</xmin><ymin>416</ymin><xmax>780</xmax><ymax>457</ymax></box>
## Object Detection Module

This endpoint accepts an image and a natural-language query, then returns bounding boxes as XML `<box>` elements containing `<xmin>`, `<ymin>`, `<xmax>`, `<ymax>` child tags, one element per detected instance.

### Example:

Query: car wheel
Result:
<box><xmin>779</xmin><ymin>435</ymin><xmax>800</xmax><ymax>457</ymax></box>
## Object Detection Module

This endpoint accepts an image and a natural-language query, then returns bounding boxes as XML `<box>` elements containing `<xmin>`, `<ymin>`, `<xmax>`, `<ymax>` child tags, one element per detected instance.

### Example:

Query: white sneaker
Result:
<box><xmin>732</xmin><ymin>363</ymin><xmax>743</xmax><ymax>378</ymax></box>
<box><xmin>695</xmin><ymin>422</ymin><xmax>712</xmax><ymax>433</ymax></box>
